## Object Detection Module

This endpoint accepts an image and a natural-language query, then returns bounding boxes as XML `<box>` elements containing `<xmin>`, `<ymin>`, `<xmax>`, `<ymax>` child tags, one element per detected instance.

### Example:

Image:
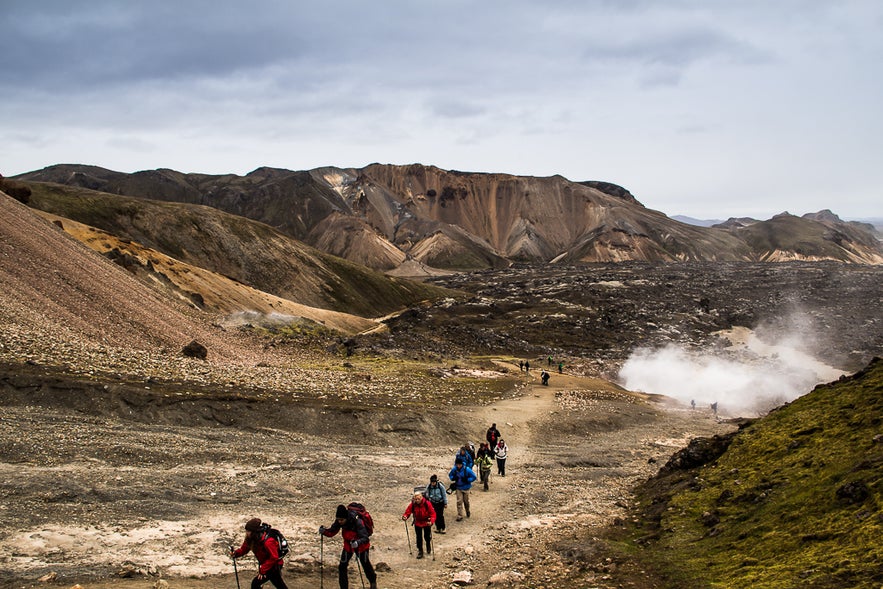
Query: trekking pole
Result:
<box><xmin>404</xmin><ymin>520</ymin><xmax>412</xmax><ymax>556</ymax></box>
<box><xmin>319</xmin><ymin>535</ymin><xmax>324</xmax><ymax>589</ymax></box>
<box><xmin>354</xmin><ymin>551</ymin><xmax>367</xmax><ymax>589</ymax></box>
<box><xmin>230</xmin><ymin>547</ymin><xmax>241</xmax><ymax>589</ymax></box>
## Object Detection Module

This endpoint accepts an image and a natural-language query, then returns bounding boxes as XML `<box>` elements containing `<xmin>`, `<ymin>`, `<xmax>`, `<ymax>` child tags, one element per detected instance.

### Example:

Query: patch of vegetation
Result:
<box><xmin>615</xmin><ymin>358</ymin><xmax>883</xmax><ymax>588</ymax></box>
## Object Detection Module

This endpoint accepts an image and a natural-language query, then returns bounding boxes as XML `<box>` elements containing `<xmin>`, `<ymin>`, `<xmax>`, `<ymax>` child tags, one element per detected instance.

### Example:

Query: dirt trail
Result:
<box><xmin>1</xmin><ymin>364</ymin><xmax>732</xmax><ymax>589</ymax></box>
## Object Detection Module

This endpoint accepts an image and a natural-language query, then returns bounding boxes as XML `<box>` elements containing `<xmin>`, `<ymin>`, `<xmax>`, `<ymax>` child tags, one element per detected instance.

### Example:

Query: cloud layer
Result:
<box><xmin>1</xmin><ymin>1</ymin><xmax>881</xmax><ymax>219</ymax></box>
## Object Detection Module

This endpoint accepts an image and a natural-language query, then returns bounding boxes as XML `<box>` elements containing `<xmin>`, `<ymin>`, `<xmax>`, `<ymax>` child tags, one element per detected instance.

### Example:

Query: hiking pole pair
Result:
<box><xmin>230</xmin><ymin>546</ymin><xmax>241</xmax><ymax>589</ymax></box>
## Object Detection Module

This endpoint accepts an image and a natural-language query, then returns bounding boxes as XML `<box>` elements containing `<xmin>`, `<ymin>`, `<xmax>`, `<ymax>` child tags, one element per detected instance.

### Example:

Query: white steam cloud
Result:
<box><xmin>617</xmin><ymin>326</ymin><xmax>846</xmax><ymax>417</ymax></box>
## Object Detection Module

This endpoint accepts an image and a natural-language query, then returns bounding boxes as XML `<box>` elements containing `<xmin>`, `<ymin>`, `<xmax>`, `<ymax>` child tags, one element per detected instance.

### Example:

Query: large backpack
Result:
<box><xmin>347</xmin><ymin>502</ymin><xmax>374</xmax><ymax>537</ymax></box>
<box><xmin>262</xmin><ymin>524</ymin><xmax>290</xmax><ymax>559</ymax></box>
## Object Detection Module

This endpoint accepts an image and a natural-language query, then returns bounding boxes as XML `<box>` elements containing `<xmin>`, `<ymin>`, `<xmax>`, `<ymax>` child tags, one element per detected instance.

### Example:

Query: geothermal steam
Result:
<box><xmin>617</xmin><ymin>326</ymin><xmax>846</xmax><ymax>417</ymax></box>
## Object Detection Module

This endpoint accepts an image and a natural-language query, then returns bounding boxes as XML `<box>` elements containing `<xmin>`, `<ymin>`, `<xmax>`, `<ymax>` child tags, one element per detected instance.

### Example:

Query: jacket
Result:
<box><xmin>403</xmin><ymin>497</ymin><xmax>436</xmax><ymax>527</ymax></box>
<box><xmin>454</xmin><ymin>449</ymin><xmax>474</xmax><ymax>469</ymax></box>
<box><xmin>321</xmin><ymin>512</ymin><xmax>371</xmax><ymax>553</ymax></box>
<box><xmin>495</xmin><ymin>442</ymin><xmax>508</xmax><ymax>459</ymax></box>
<box><xmin>448</xmin><ymin>464</ymin><xmax>477</xmax><ymax>491</ymax></box>
<box><xmin>233</xmin><ymin>530</ymin><xmax>283</xmax><ymax>575</ymax></box>
<box><xmin>425</xmin><ymin>482</ymin><xmax>448</xmax><ymax>505</ymax></box>
<box><xmin>476</xmin><ymin>454</ymin><xmax>493</xmax><ymax>472</ymax></box>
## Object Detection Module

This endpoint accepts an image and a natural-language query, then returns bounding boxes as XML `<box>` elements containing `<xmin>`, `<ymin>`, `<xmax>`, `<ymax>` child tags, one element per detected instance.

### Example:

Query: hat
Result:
<box><xmin>430</xmin><ymin>474</ymin><xmax>438</xmax><ymax>482</ymax></box>
<box><xmin>335</xmin><ymin>504</ymin><xmax>348</xmax><ymax>519</ymax></box>
<box><xmin>245</xmin><ymin>518</ymin><xmax>262</xmax><ymax>532</ymax></box>
<box><xmin>455</xmin><ymin>458</ymin><xmax>463</xmax><ymax>465</ymax></box>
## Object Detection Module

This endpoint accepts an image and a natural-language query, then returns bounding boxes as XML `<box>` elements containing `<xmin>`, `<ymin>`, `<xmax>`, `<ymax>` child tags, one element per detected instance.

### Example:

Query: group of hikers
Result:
<box><xmin>231</xmin><ymin>423</ymin><xmax>510</xmax><ymax>588</ymax></box>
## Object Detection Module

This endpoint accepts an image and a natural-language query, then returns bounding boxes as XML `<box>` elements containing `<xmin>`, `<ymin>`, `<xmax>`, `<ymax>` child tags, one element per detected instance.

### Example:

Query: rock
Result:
<box><xmin>181</xmin><ymin>340</ymin><xmax>208</xmax><ymax>359</ymax></box>
<box><xmin>452</xmin><ymin>570</ymin><xmax>474</xmax><ymax>585</ymax></box>
<box><xmin>37</xmin><ymin>572</ymin><xmax>57</xmax><ymax>582</ymax></box>
<box><xmin>374</xmin><ymin>561</ymin><xmax>392</xmax><ymax>572</ymax></box>
<box><xmin>153</xmin><ymin>580</ymin><xmax>169</xmax><ymax>589</ymax></box>
<box><xmin>488</xmin><ymin>570</ymin><xmax>524</xmax><ymax>585</ymax></box>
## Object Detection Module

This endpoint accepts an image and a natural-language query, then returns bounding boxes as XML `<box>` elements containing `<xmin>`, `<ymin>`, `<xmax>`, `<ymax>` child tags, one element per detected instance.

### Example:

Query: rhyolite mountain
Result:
<box><xmin>14</xmin><ymin>164</ymin><xmax>883</xmax><ymax>270</ymax></box>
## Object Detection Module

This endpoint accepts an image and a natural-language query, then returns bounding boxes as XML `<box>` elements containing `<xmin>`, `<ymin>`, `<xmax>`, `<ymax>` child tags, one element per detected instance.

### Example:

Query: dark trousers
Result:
<box><xmin>251</xmin><ymin>565</ymin><xmax>288</xmax><ymax>589</ymax></box>
<box><xmin>497</xmin><ymin>457</ymin><xmax>506</xmax><ymax>476</ymax></box>
<box><xmin>339</xmin><ymin>549</ymin><xmax>376</xmax><ymax>589</ymax></box>
<box><xmin>431</xmin><ymin>501</ymin><xmax>446</xmax><ymax>531</ymax></box>
<box><xmin>480</xmin><ymin>468</ymin><xmax>490</xmax><ymax>490</ymax></box>
<box><xmin>415</xmin><ymin>525</ymin><xmax>432</xmax><ymax>553</ymax></box>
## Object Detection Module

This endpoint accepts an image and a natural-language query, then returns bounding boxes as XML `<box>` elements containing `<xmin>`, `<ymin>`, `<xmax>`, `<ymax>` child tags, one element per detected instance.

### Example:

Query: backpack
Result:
<box><xmin>262</xmin><ymin>525</ymin><xmax>290</xmax><ymax>559</ymax></box>
<box><xmin>347</xmin><ymin>502</ymin><xmax>374</xmax><ymax>537</ymax></box>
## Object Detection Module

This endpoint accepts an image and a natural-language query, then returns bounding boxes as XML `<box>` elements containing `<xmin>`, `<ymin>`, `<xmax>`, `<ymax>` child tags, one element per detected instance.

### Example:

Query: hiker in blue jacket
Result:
<box><xmin>448</xmin><ymin>458</ymin><xmax>476</xmax><ymax>521</ymax></box>
<box><xmin>454</xmin><ymin>446</ymin><xmax>474</xmax><ymax>470</ymax></box>
<box><xmin>424</xmin><ymin>474</ymin><xmax>448</xmax><ymax>534</ymax></box>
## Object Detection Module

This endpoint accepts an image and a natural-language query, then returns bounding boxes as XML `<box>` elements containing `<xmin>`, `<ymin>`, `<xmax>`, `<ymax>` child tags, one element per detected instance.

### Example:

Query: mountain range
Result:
<box><xmin>12</xmin><ymin>164</ymin><xmax>883</xmax><ymax>275</ymax></box>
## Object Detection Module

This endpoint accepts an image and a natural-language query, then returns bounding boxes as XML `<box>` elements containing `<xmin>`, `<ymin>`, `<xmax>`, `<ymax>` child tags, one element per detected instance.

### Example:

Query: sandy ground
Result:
<box><xmin>0</xmin><ymin>364</ymin><xmax>733</xmax><ymax>589</ymax></box>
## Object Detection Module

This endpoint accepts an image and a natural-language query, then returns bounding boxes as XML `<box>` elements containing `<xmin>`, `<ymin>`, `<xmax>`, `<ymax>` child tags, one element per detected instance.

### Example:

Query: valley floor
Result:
<box><xmin>0</xmin><ymin>360</ymin><xmax>733</xmax><ymax>589</ymax></box>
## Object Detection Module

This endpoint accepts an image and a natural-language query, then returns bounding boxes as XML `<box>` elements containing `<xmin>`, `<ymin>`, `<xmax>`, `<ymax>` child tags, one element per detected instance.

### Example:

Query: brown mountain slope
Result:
<box><xmin>15</xmin><ymin>164</ymin><xmax>883</xmax><ymax>269</ymax></box>
<box><xmin>0</xmin><ymin>192</ymin><xmax>262</xmax><ymax>362</ymax></box>
<box><xmin>33</xmin><ymin>211</ymin><xmax>378</xmax><ymax>335</ymax></box>
<box><xmin>21</xmin><ymin>182</ymin><xmax>449</xmax><ymax>318</ymax></box>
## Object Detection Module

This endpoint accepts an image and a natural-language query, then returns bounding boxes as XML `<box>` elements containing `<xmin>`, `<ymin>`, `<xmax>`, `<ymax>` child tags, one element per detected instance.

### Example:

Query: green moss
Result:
<box><xmin>621</xmin><ymin>359</ymin><xmax>883</xmax><ymax>588</ymax></box>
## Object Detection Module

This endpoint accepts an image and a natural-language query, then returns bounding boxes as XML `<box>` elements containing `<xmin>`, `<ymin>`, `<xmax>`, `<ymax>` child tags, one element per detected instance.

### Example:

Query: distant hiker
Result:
<box><xmin>711</xmin><ymin>402</ymin><xmax>718</xmax><ymax>417</ymax></box>
<box><xmin>557</xmin><ymin>361</ymin><xmax>563</xmax><ymax>374</ymax></box>
<box><xmin>486</xmin><ymin>423</ymin><xmax>500</xmax><ymax>450</ymax></box>
<box><xmin>519</xmin><ymin>360</ymin><xmax>524</xmax><ymax>371</ymax></box>
<box><xmin>547</xmin><ymin>355</ymin><xmax>553</xmax><ymax>366</ymax></box>
<box><xmin>448</xmin><ymin>458</ymin><xmax>477</xmax><ymax>521</ymax></box>
<box><xmin>540</xmin><ymin>369</ymin><xmax>550</xmax><ymax>385</ymax></box>
<box><xmin>231</xmin><ymin>518</ymin><xmax>289</xmax><ymax>589</ymax></box>
<box><xmin>424</xmin><ymin>474</ymin><xmax>448</xmax><ymax>534</ymax></box>
<box><xmin>320</xmin><ymin>505</ymin><xmax>378</xmax><ymax>589</ymax></box>
<box><xmin>524</xmin><ymin>360</ymin><xmax>530</xmax><ymax>372</ymax></box>
<box><xmin>403</xmin><ymin>491</ymin><xmax>436</xmax><ymax>558</ymax></box>
<box><xmin>494</xmin><ymin>438</ymin><xmax>509</xmax><ymax>476</ymax></box>
<box><xmin>691</xmin><ymin>399</ymin><xmax>696</xmax><ymax>411</ymax></box>
<box><xmin>455</xmin><ymin>445</ymin><xmax>475</xmax><ymax>470</ymax></box>
<box><xmin>476</xmin><ymin>445</ymin><xmax>493</xmax><ymax>491</ymax></box>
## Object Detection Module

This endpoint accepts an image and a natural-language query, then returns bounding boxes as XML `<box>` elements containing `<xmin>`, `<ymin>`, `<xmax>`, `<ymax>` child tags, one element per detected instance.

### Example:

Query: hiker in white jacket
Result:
<box><xmin>494</xmin><ymin>438</ymin><xmax>508</xmax><ymax>476</ymax></box>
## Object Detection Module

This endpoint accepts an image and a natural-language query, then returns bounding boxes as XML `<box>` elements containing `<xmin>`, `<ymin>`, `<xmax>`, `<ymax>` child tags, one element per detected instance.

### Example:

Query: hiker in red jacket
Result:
<box><xmin>402</xmin><ymin>491</ymin><xmax>436</xmax><ymax>559</ymax></box>
<box><xmin>231</xmin><ymin>518</ymin><xmax>289</xmax><ymax>589</ymax></box>
<box><xmin>320</xmin><ymin>504</ymin><xmax>378</xmax><ymax>589</ymax></box>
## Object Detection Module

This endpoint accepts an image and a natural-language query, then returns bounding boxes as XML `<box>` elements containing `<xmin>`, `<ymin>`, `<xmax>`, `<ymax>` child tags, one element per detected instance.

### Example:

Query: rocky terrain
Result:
<box><xmin>1</xmin><ymin>187</ymin><xmax>882</xmax><ymax>588</ymax></box>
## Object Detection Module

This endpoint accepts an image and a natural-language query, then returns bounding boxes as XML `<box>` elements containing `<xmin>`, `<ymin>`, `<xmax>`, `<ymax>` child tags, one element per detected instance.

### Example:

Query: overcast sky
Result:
<box><xmin>2</xmin><ymin>1</ymin><xmax>881</xmax><ymax>219</ymax></box>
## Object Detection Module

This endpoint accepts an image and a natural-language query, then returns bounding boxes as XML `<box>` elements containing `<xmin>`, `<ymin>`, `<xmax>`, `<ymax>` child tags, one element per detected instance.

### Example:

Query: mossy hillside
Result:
<box><xmin>628</xmin><ymin>358</ymin><xmax>883</xmax><ymax>588</ymax></box>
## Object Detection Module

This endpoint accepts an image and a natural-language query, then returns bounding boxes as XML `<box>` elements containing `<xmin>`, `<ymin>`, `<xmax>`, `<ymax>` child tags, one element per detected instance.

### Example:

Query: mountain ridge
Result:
<box><xmin>13</xmin><ymin>163</ymin><xmax>883</xmax><ymax>268</ymax></box>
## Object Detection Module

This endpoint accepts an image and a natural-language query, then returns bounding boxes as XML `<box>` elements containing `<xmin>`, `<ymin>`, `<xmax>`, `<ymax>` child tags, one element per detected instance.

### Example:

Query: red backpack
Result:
<box><xmin>347</xmin><ymin>502</ymin><xmax>374</xmax><ymax>536</ymax></box>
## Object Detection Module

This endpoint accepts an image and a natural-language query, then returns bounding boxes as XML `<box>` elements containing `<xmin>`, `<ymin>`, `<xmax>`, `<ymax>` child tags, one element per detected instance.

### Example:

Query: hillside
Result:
<box><xmin>19</xmin><ymin>181</ymin><xmax>450</xmax><ymax>319</ymax></box>
<box><xmin>15</xmin><ymin>164</ymin><xmax>883</xmax><ymax>270</ymax></box>
<box><xmin>618</xmin><ymin>358</ymin><xmax>883</xmax><ymax>588</ymax></box>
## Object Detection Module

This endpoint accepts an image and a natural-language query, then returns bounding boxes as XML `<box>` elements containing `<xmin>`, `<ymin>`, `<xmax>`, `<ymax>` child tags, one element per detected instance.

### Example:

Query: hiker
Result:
<box><xmin>557</xmin><ymin>361</ymin><xmax>563</xmax><ymax>374</ymax></box>
<box><xmin>448</xmin><ymin>458</ymin><xmax>476</xmax><ymax>521</ymax></box>
<box><xmin>424</xmin><ymin>474</ymin><xmax>448</xmax><ymax>534</ymax></box>
<box><xmin>476</xmin><ymin>444</ymin><xmax>493</xmax><ymax>491</ymax></box>
<box><xmin>524</xmin><ymin>360</ymin><xmax>530</xmax><ymax>372</ymax></box>
<box><xmin>691</xmin><ymin>399</ymin><xmax>696</xmax><ymax>411</ymax></box>
<box><xmin>547</xmin><ymin>355</ymin><xmax>553</xmax><ymax>366</ymax></box>
<box><xmin>230</xmin><ymin>518</ymin><xmax>289</xmax><ymax>589</ymax></box>
<box><xmin>486</xmin><ymin>423</ymin><xmax>500</xmax><ymax>450</ymax></box>
<box><xmin>494</xmin><ymin>438</ymin><xmax>509</xmax><ymax>476</ymax></box>
<box><xmin>711</xmin><ymin>402</ymin><xmax>718</xmax><ymax>417</ymax></box>
<box><xmin>319</xmin><ymin>505</ymin><xmax>378</xmax><ymax>589</ymax></box>
<box><xmin>541</xmin><ymin>369</ymin><xmax>550</xmax><ymax>385</ymax></box>
<box><xmin>403</xmin><ymin>491</ymin><xmax>436</xmax><ymax>558</ymax></box>
<box><xmin>454</xmin><ymin>445</ymin><xmax>474</xmax><ymax>470</ymax></box>
<box><xmin>519</xmin><ymin>360</ymin><xmax>524</xmax><ymax>371</ymax></box>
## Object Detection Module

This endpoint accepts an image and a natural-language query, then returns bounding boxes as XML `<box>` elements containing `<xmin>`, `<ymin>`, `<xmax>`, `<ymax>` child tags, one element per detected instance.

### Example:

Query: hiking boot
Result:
<box><xmin>456</xmin><ymin>516</ymin><xmax>463</xmax><ymax>521</ymax></box>
<box><xmin>466</xmin><ymin>510</ymin><xmax>471</xmax><ymax>518</ymax></box>
<box><xmin>437</xmin><ymin>529</ymin><xmax>446</xmax><ymax>534</ymax></box>
<box><xmin>417</xmin><ymin>551</ymin><xmax>424</xmax><ymax>559</ymax></box>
